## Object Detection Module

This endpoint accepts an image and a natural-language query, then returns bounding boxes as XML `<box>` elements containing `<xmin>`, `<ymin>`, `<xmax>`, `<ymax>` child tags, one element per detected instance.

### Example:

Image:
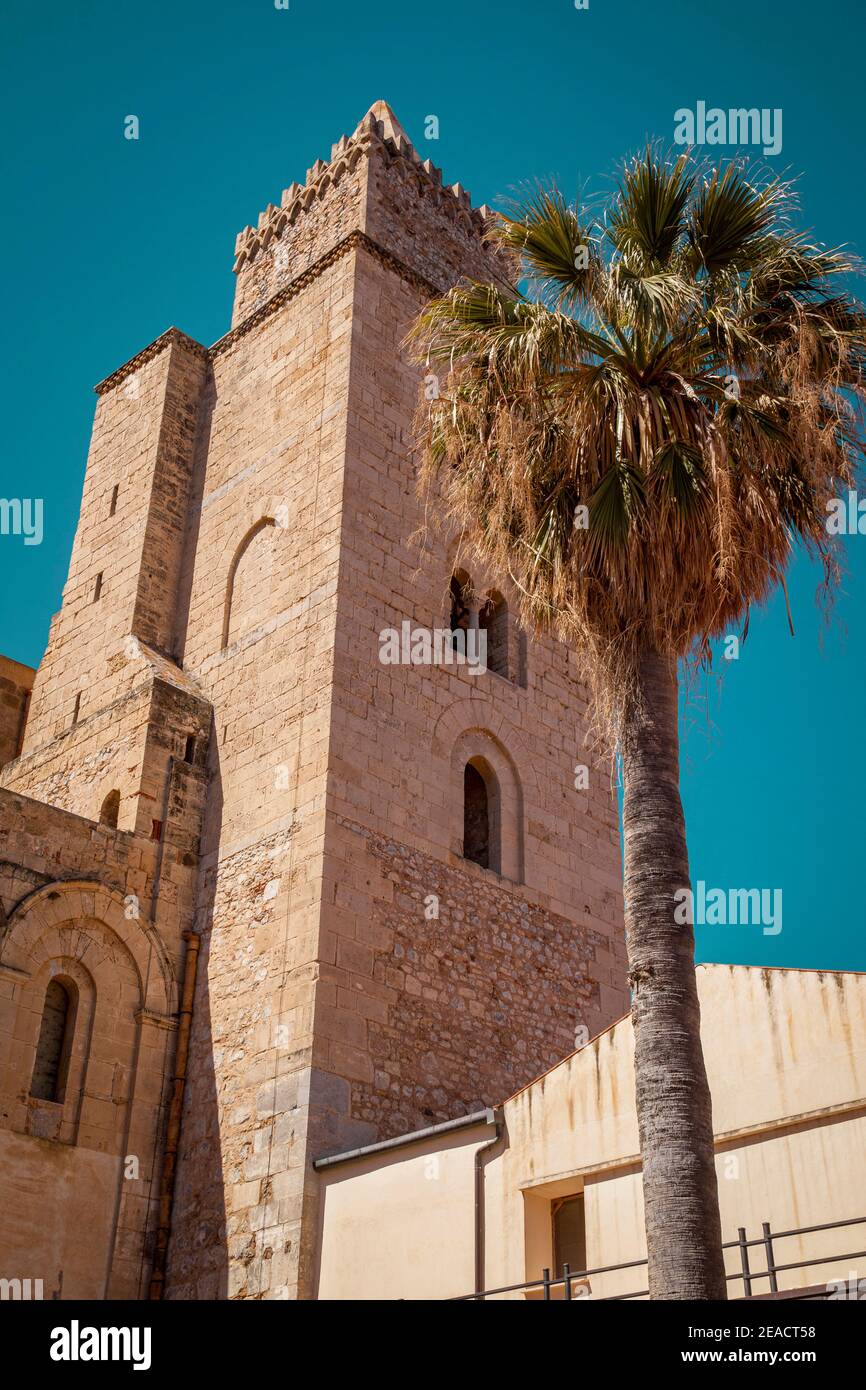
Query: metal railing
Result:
<box><xmin>734</xmin><ymin>1214</ymin><xmax>866</xmax><ymax>1300</ymax></box>
<box><xmin>453</xmin><ymin>1213</ymin><xmax>866</xmax><ymax>1301</ymax></box>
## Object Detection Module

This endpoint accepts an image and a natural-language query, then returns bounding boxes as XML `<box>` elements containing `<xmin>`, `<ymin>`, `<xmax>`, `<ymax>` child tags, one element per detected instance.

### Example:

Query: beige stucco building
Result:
<box><xmin>316</xmin><ymin>964</ymin><xmax>866</xmax><ymax>1300</ymax></box>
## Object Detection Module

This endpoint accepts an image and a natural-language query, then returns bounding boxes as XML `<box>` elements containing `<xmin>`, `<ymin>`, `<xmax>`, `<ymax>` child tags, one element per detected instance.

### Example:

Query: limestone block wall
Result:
<box><xmin>20</xmin><ymin>332</ymin><xmax>208</xmax><ymax>750</ymax></box>
<box><xmin>2</xmin><ymin>663</ymin><xmax>211</xmax><ymax>864</ymax></box>
<box><xmin>0</xmin><ymin>790</ymin><xmax>159</xmax><ymax>929</ymax></box>
<box><xmin>166</xmin><ymin>252</ymin><xmax>356</xmax><ymax>1302</ymax></box>
<box><xmin>329</xmin><ymin>826</ymin><xmax>614</xmax><ymax>1138</ymax></box>
<box><xmin>363</xmin><ymin>126</ymin><xmax>504</xmax><ymax>290</ymax></box>
<box><xmin>3</xmin><ymin>676</ymin><xmax>152</xmax><ymax>830</ymax></box>
<box><xmin>230</xmin><ymin>135</ymin><xmax>367</xmax><ymax>328</ymax></box>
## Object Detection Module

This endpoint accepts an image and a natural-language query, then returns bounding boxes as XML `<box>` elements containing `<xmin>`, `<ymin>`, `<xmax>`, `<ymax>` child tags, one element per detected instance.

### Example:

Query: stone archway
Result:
<box><xmin>1</xmin><ymin>878</ymin><xmax>176</xmax><ymax>1017</ymax></box>
<box><xmin>432</xmin><ymin>699</ymin><xmax>534</xmax><ymax>886</ymax></box>
<box><xmin>0</xmin><ymin>879</ymin><xmax>178</xmax><ymax>1298</ymax></box>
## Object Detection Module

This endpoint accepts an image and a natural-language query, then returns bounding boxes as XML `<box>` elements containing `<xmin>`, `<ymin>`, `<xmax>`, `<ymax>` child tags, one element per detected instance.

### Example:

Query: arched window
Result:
<box><xmin>30</xmin><ymin>978</ymin><xmax>77</xmax><ymax>1104</ymax></box>
<box><xmin>463</xmin><ymin>757</ymin><xmax>501</xmax><ymax>872</ymax></box>
<box><xmin>480</xmin><ymin>591</ymin><xmax>509</xmax><ymax>678</ymax></box>
<box><xmin>451</xmin><ymin>731</ymin><xmax>521</xmax><ymax>881</ymax></box>
<box><xmin>464</xmin><ymin>763</ymin><xmax>489</xmax><ymax>867</ymax></box>
<box><xmin>99</xmin><ymin>789</ymin><xmax>120</xmax><ymax>828</ymax></box>
<box><xmin>222</xmin><ymin>517</ymin><xmax>278</xmax><ymax>649</ymax></box>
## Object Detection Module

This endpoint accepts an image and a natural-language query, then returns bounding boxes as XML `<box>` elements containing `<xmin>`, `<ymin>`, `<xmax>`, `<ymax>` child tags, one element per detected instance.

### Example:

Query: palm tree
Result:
<box><xmin>408</xmin><ymin>151</ymin><xmax>866</xmax><ymax>1300</ymax></box>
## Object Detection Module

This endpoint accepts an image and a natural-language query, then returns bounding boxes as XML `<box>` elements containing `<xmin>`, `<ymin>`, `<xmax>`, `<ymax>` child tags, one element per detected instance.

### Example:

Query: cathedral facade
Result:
<box><xmin>0</xmin><ymin>104</ymin><xmax>628</xmax><ymax>1300</ymax></box>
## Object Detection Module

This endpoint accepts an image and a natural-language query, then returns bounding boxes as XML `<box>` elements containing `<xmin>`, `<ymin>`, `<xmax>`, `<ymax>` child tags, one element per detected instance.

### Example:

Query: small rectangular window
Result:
<box><xmin>183</xmin><ymin>734</ymin><xmax>196</xmax><ymax>764</ymax></box>
<box><xmin>552</xmin><ymin>1194</ymin><xmax>586</xmax><ymax>1279</ymax></box>
<box><xmin>93</xmin><ymin>572</ymin><xmax>103</xmax><ymax>602</ymax></box>
<box><xmin>109</xmin><ymin>485</ymin><xmax>119</xmax><ymax>517</ymax></box>
<box><xmin>72</xmin><ymin>692</ymin><xmax>81</xmax><ymax>725</ymax></box>
<box><xmin>151</xmin><ymin>819</ymin><xmax>163</xmax><ymax>841</ymax></box>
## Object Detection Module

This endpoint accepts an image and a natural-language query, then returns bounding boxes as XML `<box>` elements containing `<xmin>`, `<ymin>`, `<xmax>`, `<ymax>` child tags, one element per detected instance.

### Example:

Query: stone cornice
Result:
<box><xmin>93</xmin><ymin>231</ymin><xmax>443</xmax><ymax>394</ymax></box>
<box><xmin>94</xmin><ymin>327</ymin><xmax>209</xmax><ymax>396</ymax></box>
<box><xmin>211</xmin><ymin>230</ymin><xmax>442</xmax><ymax>359</ymax></box>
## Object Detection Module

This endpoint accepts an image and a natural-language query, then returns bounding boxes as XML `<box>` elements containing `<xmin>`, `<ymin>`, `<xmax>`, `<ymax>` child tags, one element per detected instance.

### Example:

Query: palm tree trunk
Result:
<box><xmin>621</xmin><ymin>649</ymin><xmax>727</xmax><ymax>1300</ymax></box>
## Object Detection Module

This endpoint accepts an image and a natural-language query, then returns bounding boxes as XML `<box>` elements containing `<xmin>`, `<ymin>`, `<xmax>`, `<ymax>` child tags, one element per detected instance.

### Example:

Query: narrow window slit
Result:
<box><xmin>30</xmin><ymin>978</ymin><xmax>77</xmax><ymax>1104</ymax></box>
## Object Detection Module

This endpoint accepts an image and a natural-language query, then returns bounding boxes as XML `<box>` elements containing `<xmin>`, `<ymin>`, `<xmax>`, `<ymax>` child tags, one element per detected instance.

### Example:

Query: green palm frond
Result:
<box><xmin>411</xmin><ymin>280</ymin><xmax>611</xmax><ymax>380</ymax></box>
<box><xmin>584</xmin><ymin>460</ymin><xmax>648</xmax><ymax>561</ymax></box>
<box><xmin>495</xmin><ymin>183</ymin><xmax>599</xmax><ymax>305</ymax></box>
<box><xmin>528</xmin><ymin>483</ymin><xmax>579</xmax><ymax>570</ymax></box>
<box><xmin>649</xmin><ymin>441</ymin><xmax>711</xmax><ymax>516</ymax></box>
<box><xmin>608</xmin><ymin>148</ymin><xmax>694</xmax><ymax>269</ymax></box>
<box><xmin>607</xmin><ymin>263</ymin><xmax>701</xmax><ymax>347</ymax></box>
<box><xmin>686</xmin><ymin>165</ymin><xmax>789</xmax><ymax>276</ymax></box>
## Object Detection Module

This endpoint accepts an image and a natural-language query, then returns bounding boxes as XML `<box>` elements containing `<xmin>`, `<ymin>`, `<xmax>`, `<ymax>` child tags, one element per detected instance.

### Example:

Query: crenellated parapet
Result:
<box><xmin>230</xmin><ymin>101</ymin><xmax>505</xmax><ymax>325</ymax></box>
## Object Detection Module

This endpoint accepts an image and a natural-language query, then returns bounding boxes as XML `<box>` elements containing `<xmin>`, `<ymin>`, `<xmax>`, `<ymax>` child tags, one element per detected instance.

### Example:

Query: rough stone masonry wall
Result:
<box><xmin>341</xmin><ymin>823</ymin><xmax>614</xmax><ymax>1137</ymax></box>
<box><xmin>364</xmin><ymin>136</ymin><xmax>508</xmax><ymax>290</ymax></box>
<box><xmin>0</xmin><ymin>787</ymin><xmax>158</xmax><ymax>922</ymax></box>
<box><xmin>2</xmin><ymin>677</ymin><xmax>152</xmax><ymax>829</ymax></box>
<box><xmin>1</xmin><ymin>662</ymin><xmax>211</xmax><ymax>851</ymax></box>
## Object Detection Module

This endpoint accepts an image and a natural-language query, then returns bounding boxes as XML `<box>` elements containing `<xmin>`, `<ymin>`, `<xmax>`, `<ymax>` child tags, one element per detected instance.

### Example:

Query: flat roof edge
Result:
<box><xmin>312</xmin><ymin>1107</ymin><xmax>499</xmax><ymax>1171</ymax></box>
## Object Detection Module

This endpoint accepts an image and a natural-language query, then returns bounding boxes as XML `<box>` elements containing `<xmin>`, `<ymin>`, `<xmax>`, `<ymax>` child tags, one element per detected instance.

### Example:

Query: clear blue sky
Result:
<box><xmin>1</xmin><ymin>0</ymin><xmax>864</xmax><ymax>970</ymax></box>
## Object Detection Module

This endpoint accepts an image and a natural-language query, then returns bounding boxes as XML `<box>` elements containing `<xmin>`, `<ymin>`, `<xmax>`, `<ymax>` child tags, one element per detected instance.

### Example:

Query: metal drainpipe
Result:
<box><xmin>474</xmin><ymin>1108</ymin><xmax>504</xmax><ymax>1297</ymax></box>
<box><xmin>148</xmin><ymin>928</ymin><xmax>200</xmax><ymax>1300</ymax></box>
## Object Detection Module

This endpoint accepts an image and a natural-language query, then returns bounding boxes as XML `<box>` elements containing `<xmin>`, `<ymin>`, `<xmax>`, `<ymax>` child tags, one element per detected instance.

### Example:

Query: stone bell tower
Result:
<box><xmin>163</xmin><ymin>102</ymin><xmax>628</xmax><ymax>1300</ymax></box>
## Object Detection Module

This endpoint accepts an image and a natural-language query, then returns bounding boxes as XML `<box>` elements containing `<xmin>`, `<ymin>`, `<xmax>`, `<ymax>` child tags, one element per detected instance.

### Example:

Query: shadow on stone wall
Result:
<box><xmin>165</xmin><ymin>717</ymin><xmax>228</xmax><ymax>1299</ymax></box>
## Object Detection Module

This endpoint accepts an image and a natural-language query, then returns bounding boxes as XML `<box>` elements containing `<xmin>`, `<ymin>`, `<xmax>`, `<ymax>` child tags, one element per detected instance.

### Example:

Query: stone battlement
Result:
<box><xmin>233</xmin><ymin>101</ymin><xmax>494</xmax><ymax>276</ymax></box>
<box><xmin>229</xmin><ymin>100</ymin><xmax>505</xmax><ymax>325</ymax></box>
<box><xmin>94</xmin><ymin>103</ymin><xmax>508</xmax><ymax>398</ymax></box>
